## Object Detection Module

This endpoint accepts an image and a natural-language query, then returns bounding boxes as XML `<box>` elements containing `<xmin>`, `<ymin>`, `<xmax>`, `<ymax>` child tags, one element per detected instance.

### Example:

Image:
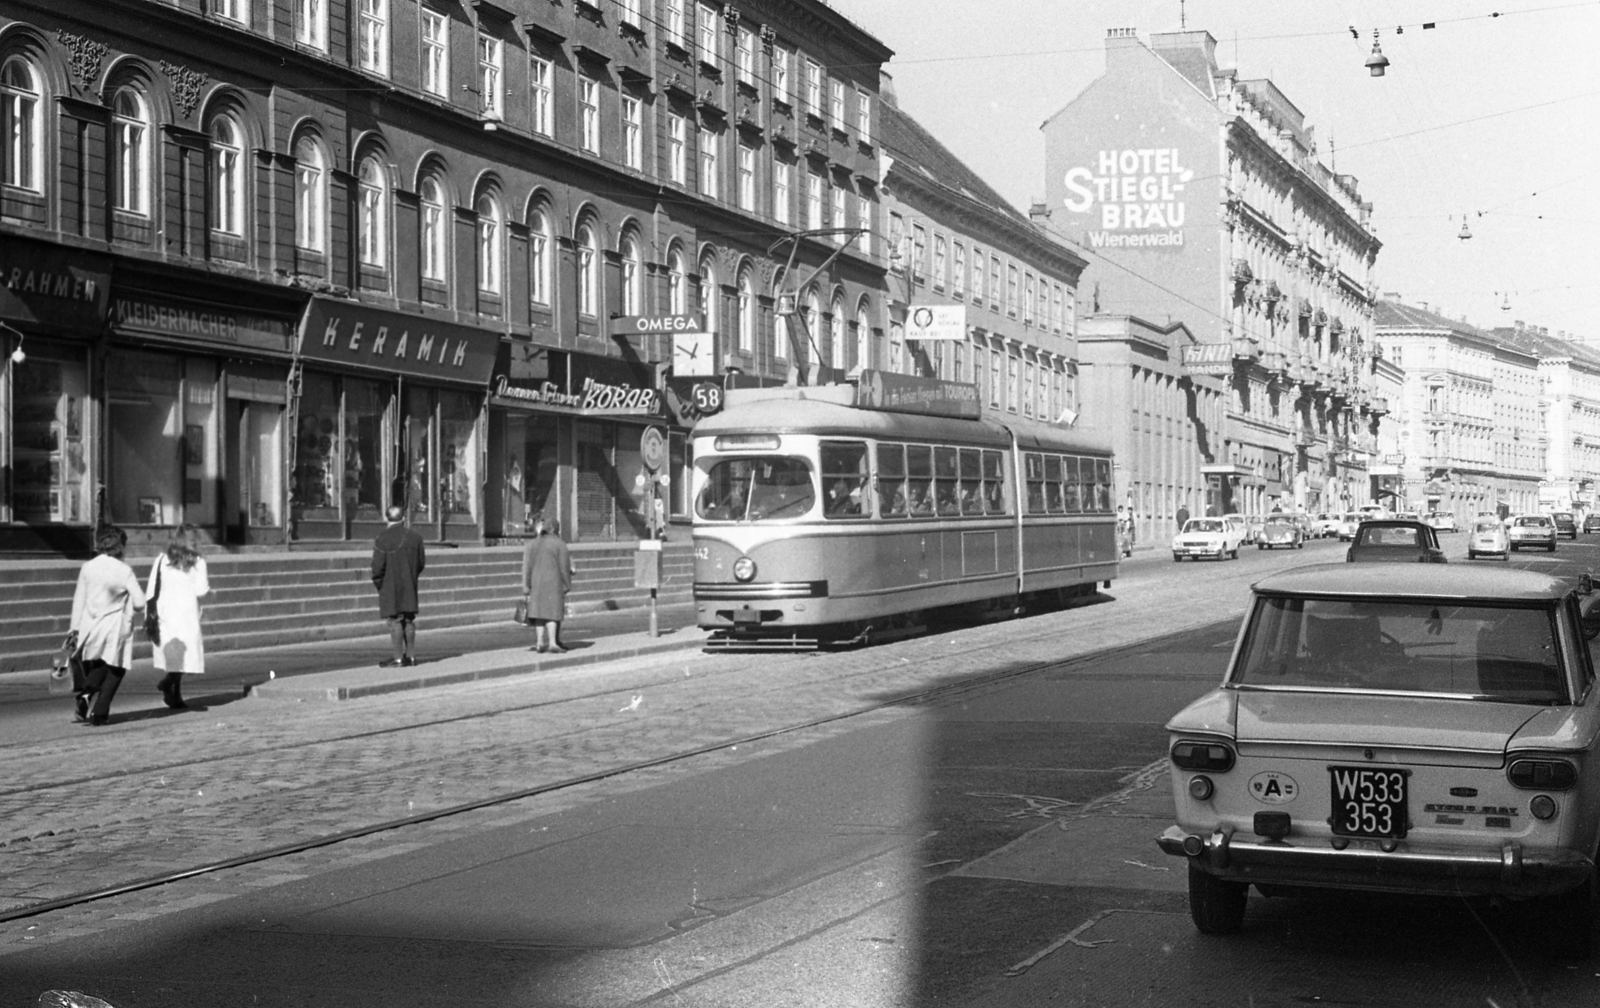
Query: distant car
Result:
<box><xmin>1394</xmin><ymin>511</ymin><xmax>1421</xmax><ymax>522</ymax></box>
<box><xmin>1424</xmin><ymin>511</ymin><xmax>1459</xmax><ymax>533</ymax></box>
<box><xmin>1336</xmin><ymin>512</ymin><xmax>1364</xmax><ymax>541</ymax></box>
<box><xmin>1358</xmin><ymin>505</ymin><xmax>1390</xmax><ymax>521</ymax></box>
<box><xmin>1345</xmin><ymin>520</ymin><xmax>1446</xmax><ymax>564</ymax></box>
<box><xmin>1509</xmin><ymin>514</ymin><xmax>1558</xmax><ymax>553</ymax></box>
<box><xmin>1467</xmin><ymin>520</ymin><xmax>1511</xmax><ymax>561</ymax></box>
<box><xmin>1552</xmin><ymin>512</ymin><xmax>1578</xmax><ymax>539</ymax></box>
<box><xmin>1224</xmin><ymin>513</ymin><xmax>1254</xmax><ymax>545</ymax></box>
<box><xmin>1246</xmin><ymin>515</ymin><xmax>1267</xmax><ymax>543</ymax></box>
<box><xmin>1158</xmin><ymin>563</ymin><xmax>1600</xmax><ymax>956</ymax></box>
<box><xmin>1173</xmin><ymin>518</ymin><xmax>1243</xmax><ymax>561</ymax></box>
<box><xmin>1584</xmin><ymin>514</ymin><xmax>1600</xmax><ymax>535</ymax></box>
<box><xmin>1312</xmin><ymin>513</ymin><xmax>1342</xmax><ymax>538</ymax></box>
<box><xmin>1258</xmin><ymin>518</ymin><xmax>1304</xmax><ymax>550</ymax></box>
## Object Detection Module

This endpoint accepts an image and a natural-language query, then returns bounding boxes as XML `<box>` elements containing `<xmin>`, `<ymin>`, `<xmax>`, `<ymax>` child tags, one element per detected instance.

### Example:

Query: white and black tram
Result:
<box><xmin>690</xmin><ymin>383</ymin><xmax>1119</xmax><ymax>646</ymax></box>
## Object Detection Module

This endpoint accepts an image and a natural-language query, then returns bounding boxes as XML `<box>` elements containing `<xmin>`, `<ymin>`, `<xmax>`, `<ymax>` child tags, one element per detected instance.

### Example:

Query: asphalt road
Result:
<box><xmin>7</xmin><ymin>532</ymin><xmax>1600</xmax><ymax>1005</ymax></box>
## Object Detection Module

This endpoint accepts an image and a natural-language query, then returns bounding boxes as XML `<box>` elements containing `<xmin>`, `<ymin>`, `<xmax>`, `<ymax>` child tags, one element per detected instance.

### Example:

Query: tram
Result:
<box><xmin>690</xmin><ymin>381</ymin><xmax>1118</xmax><ymax>646</ymax></box>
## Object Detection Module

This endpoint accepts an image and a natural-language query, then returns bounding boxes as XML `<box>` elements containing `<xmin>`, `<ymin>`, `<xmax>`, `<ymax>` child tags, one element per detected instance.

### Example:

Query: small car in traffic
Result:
<box><xmin>1158</xmin><ymin>563</ymin><xmax>1600</xmax><ymax>956</ymax></box>
<box><xmin>1312</xmin><ymin>513</ymin><xmax>1341</xmax><ymax>538</ymax></box>
<box><xmin>1424</xmin><ymin>511</ymin><xmax>1459</xmax><ymax>533</ymax></box>
<box><xmin>1257</xmin><ymin>517</ymin><xmax>1304</xmax><ymax>550</ymax></box>
<box><xmin>1223</xmin><ymin>513</ymin><xmax>1254</xmax><ymax>545</ymax></box>
<box><xmin>1552</xmin><ymin>512</ymin><xmax>1578</xmax><ymax>539</ymax></box>
<box><xmin>1172</xmin><ymin>518</ymin><xmax>1243</xmax><ymax>561</ymax></box>
<box><xmin>1585</xmin><ymin>513</ymin><xmax>1600</xmax><ymax>535</ymax></box>
<box><xmin>1467</xmin><ymin>519</ymin><xmax>1511</xmax><ymax>560</ymax></box>
<box><xmin>1509</xmin><ymin>514</ymin><xmax>1559</xmax><ymax>553</ymax></box>
<box><xmin>1336</xmin><ymin>512</ymin><xmax>1364</xmax><ymax>541</ymax></box>
<box><xmin>1345</xmin><ymin>520</ymin><xmax>1447</xmax><ymax>564</ymax></box>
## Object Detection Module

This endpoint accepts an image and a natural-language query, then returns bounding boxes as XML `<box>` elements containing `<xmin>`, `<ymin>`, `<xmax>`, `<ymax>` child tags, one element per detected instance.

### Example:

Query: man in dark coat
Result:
<box><xmin>372</xmin><ymin>504</ymin><xmax>426</xmax><ymax>667</ymax></box>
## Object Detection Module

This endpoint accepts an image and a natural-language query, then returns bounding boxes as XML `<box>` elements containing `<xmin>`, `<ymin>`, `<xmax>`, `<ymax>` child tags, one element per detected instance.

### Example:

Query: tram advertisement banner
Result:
<box><xmin>857</xmin><ymin>369</ymin><xmax>981</xmax><ymax>419</ymax></box>
<box><xmin>491</xmin><ymin>348</ymin><xmax>663</xmax><ymax>418</ymax></box>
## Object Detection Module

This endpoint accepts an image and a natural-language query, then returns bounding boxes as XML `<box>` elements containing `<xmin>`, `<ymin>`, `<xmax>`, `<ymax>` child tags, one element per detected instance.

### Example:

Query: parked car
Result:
<box><xmin>1552</xmin><ymin>512</ymin><xmax>1578</xmax><ymax>539</ymax></box>
<box><xmin>1224</xmin><ymin>513</ymin><xmax>1254</xmax><ymax>545</ymax></box>
<box><xmin>1424</xmin><ymin>511</ymin><xmax>1459</xmax><ymax>533</ymax></box>
<box><xmin>1172</xmin><ymin>518</ymin><xmax>1243</xmax><ymax>561</ymax></box>
<box><xmin>1158</xmin><ymin>563</ymin><xmax>1600</xmax><ymax>955</ymax></box>
<box><xmin>1336</xmin><ymin>512</ymin><xmax>1364</xmax><ymax>542</ymax></box>
<box><xmin>1584</xmin><ymin>513</ymin><xmax>1600</xmax><ymax>535</ymax></box>
<box><xmin>1509</xmin><ymin>514</ymin><xmax>1559</xmax><ymax>552</ymax></box>
<box><xmin>1345</xmin><ymin>520</ymin><xmax>1446</xmax><ymax>564</ymax></box>
<box><xmin>1257</xmin><ymin>517</ymin><xmax>1304</xmax><ymax>550</ymax></box>
<box><xmin>1467</xmin><ymin>519</ymin><xmax>1511</xmax><ymax>560</ymax></box>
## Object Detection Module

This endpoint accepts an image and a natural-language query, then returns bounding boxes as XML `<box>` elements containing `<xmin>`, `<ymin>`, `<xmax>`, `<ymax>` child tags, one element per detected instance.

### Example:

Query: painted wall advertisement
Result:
<box><xmin>1061</xmin><ymin>148</ymin><xmax>1193</xmax><ymax>251</ymax></box>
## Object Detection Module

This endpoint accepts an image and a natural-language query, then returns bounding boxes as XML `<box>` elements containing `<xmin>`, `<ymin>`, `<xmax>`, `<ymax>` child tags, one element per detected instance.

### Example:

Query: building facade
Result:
<box><xmin>1492</xmin><ymin>321</ymin><xmax>1600</xmax><ymax>518</ymax></box>
<box><xmin>0</xmin><ymin>0</ymin><xmax>891</xmax><ymax>556</ymax></box>
<box><xmin>1040</xmin><ymin>28</ymin><xmax>1385</xmax><ymax>519</ymax></box>
<box><xmin>876</xmin><ymin>82</ymin><xmax>1084</xmax><ymax>425</ymax></box>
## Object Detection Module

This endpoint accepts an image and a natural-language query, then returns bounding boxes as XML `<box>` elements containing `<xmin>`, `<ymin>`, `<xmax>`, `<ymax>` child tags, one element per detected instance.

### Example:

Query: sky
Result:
<box><xmin>826</xmin><ymin>0</ymin><xmax>1600</xmax><ymax>340</ymax></box>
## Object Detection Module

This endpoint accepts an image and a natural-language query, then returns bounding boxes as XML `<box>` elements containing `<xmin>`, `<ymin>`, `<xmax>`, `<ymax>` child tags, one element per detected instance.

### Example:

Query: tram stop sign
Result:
<box><xmin>640</xmin><ymin>426</ymin><xmax>666</xmax><ymax>472</ymax></box>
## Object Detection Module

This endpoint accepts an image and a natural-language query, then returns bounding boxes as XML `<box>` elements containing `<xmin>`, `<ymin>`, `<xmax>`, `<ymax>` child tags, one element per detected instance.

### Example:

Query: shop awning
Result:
<box><xmin>297</xmin><ymin>296</ymin><xmax>501</xmax><ymax>386</ymax></box>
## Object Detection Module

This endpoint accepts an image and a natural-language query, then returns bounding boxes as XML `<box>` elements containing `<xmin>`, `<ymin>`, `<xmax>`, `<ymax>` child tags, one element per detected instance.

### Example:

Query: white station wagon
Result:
<box><xmin>1158</xmin><ymin>564</ymin><xmax>1600</xmax><ymax>956</ymax></box>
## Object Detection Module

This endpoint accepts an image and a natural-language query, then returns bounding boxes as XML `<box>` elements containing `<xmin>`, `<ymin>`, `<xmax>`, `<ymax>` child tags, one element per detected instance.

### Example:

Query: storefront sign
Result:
<box><xmin>298</xmin><ymin>297</ymin><xmax>501</xmax><ymax>385</ymax></box>
<box><xmin>1061</xmin><ymin>147</ymin><xmax>1191</xmax><ymax>251</ymax></box>
<box><xmin>490</xmin><ymin>350</ymin><xmax>662</xmax><ymax>417</ymax></box>
<box><xmin>0</xmin><ymin>236</ymin><xmax>111</xmax><ymax>331</ymax></box>
<box><xmin>114</xmin><ymin>293</ymin><xmax>294</xmax><ymax>354</ymax></box>
<box><xmin>613</xmin><ymin>314</ymin><xmax>705</xmax><ymax>335</ymax></box>
<box><xmin>905</xmin><ymin>305</ymin><xmax>967</xmax><ymax>341</ymax></box>
<box><xmin>1181</xmin><ymin>342</ymin><xmax>1233</xmax><ymax>375</ymax></box>
<box><xmin>857</xmin><ymin>369</ymin><xmax>980</xmax><ymax>419</ymax></box>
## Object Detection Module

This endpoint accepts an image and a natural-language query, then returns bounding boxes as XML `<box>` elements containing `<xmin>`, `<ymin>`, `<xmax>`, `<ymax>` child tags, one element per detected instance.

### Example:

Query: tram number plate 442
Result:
<box><xmin>1329</xmin><ymin>766</ymin><xmax>1408</xmax><ymax>838</ymax></box>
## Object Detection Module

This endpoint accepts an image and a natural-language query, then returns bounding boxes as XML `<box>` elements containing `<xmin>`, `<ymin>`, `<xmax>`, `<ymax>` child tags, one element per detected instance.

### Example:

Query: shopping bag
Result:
<box><xmin>48</xmin><ymin>632</ymin><xmax>80</xmax><ymax>696</ymax></box>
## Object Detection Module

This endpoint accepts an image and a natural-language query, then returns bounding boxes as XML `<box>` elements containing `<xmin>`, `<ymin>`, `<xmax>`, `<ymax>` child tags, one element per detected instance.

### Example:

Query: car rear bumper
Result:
<box><xmin>1157</xmin><ymin>824</ymin><xmax>1591</xmax><ymax>898</ymax></box>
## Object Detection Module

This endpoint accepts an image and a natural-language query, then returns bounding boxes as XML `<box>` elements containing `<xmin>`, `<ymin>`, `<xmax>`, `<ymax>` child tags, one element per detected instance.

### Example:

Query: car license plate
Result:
<box><xmin>1329</xmin><ymin>766</ymin><xmax>1408</xmax><ymax>838</ymax></box>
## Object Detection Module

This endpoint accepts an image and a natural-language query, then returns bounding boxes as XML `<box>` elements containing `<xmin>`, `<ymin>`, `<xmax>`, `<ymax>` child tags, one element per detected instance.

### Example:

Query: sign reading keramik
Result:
<box><xmin>298</xmin><ymin>296</ymin><xmax>501</xmax><ymax>385</ymax></box>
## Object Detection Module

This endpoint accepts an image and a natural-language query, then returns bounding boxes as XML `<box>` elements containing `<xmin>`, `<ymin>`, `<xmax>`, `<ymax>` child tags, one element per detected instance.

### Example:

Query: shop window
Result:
<box><xmin>107</xmin><ymin>352</ymin><xmax>182</xmax><ymax>526</ymax></box>
<box><xmin>9</xmin><ymin>348</ymin><xmax>90</xmax><ymax>524</ymax></box>
<box><xmin>669</xmin><ymin>431</ymin><xmax>691</xmax><ymax>519</ymax></box>
<box><xmin>236</xmin><ymin>400</ymin><xmax>283</xmax><ymax>528</ymax></box>
<box><xmin>183</xmin><ymin>358</ymin><xmax>219</xmax><ymax>523</ymax></box>
<box><xmin>438</xmin><ymin>390</ymin><xmax>478</xmax><ymax>519</ymax></box>
<box><xmin>576</xmin><ymin>421</ymin><xmax>649</xmax><ymax>540</ymax></box>
<box><xmin>293</xmin><ymin>372</ymin><xmax>387</xmax><ymax>523</ymax></box>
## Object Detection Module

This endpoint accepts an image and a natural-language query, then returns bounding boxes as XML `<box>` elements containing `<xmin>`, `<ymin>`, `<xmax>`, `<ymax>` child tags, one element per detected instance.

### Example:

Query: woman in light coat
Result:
<box><xmin>521</xmin><ymin>513</ymin><xmax>573</xmax><ymax>653</ymax></box>
<box><xmin>70</xmin><ymin>525</ymin><xmax>146</xmax><ymax>726</ymax></box>
<box><xmin>148</xmin><ymin>524</ymin><xmax>209</xmax><ymax>709</ymax></box>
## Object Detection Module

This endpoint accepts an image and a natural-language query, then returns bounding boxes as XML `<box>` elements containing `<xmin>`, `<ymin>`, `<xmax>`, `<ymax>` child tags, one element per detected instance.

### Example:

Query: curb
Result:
<box><xmin>248</xmin><ymin>634</ymin><xmax>708</xmax><ymax>702</ymax></box>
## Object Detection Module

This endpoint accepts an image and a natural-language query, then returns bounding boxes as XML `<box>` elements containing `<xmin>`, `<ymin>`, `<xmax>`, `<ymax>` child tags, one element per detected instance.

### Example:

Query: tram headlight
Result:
<box><xmin>733</xmin><ymin>557</ymin><xmax>757</xmax><ymax>582</ymax></box>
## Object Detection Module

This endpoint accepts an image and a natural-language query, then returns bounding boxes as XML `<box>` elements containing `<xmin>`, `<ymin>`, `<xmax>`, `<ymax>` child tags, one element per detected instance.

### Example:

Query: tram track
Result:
<box><xmin>0</xmin><ymin>616</ymin><xmax>1220</xmax><ymax>927</ymax></box>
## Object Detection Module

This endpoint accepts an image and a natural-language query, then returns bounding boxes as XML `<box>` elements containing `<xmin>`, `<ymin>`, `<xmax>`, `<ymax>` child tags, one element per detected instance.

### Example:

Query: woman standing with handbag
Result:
<box><xmin>70</xmin><ymin>525</ymin><xmax>146</xmax><ymax>726</ymax></box>
<box><xmin>521</xmin><ymin>513</ymin><xmax>573</xmax><ymax>653</ymax></box>
<box><xmin>148</xmin><ymin>524</ymin><xmax>209</xmax><ymax>709</ymax></box>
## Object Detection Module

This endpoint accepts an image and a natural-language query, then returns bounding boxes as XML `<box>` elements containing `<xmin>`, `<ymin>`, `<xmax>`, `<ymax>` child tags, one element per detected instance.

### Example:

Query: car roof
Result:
<box><xmin>1355</xmin><ymin>519</ymin><xmax>1433</xmax><ymax>531</ymax></box>
<box><xmin>1253</xmin><ymin>562</ymin><xmax>1571</xmax><ymax>601</ymax></box>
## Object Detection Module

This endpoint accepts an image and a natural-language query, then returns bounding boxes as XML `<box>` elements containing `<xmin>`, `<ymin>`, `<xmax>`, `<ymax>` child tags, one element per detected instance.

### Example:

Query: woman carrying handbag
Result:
<box><xmin>70</xmin><ymin>526</ymin><xmax>145</xmax><ymax>726</ymax></box>
<box><xmin>521</xmin><ymin>513</ymin><xmax>574</xmax><ymax>653</ymax></box>
<box><xmin>148</xmin><ymin>524</ymin><xmax>210</xmax><ymax>709</ymax></box>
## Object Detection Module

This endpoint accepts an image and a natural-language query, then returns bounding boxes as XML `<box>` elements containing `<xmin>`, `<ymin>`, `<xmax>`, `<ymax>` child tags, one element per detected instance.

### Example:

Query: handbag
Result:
<box><xmin>47</xmin><ymin>631</ymin><xmax>81</xmax><ymax>696</ymax></box>
<box><xmin>513</xmin><ymin>597</ymin><xmax>529</xmax><ymax>624</ymax></box>
<box><xmin>144</xmin><ymin>556</ymin><xmax>163</xmax><ymax>646</ymax></box>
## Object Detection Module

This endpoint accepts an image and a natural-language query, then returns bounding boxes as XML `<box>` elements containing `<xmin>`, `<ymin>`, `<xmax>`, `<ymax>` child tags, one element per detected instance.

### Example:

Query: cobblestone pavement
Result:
<box><xmin>0</xmin><ymin>551</ymin><xmax>1279</xmax><ymax>958</ymax></box>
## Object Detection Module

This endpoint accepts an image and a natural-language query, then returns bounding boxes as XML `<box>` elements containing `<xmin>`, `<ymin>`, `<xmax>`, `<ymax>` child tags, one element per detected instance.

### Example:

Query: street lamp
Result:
<box><xmin>1365</xmin><ymin>31</ymin><xmax>1390</xmax><ymax>76</ymax></box>
<box><xmin>0</xmin><ymin>321</ymin><xmax>23</xmax><ymax>364</ymax></box>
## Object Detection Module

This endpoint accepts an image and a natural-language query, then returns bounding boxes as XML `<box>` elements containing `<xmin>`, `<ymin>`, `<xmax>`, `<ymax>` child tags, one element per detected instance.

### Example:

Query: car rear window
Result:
<box><xmin>1235</xmin><ymin>596</ymin><xmax>1567</xmax><ymax>703</ymax></box>
<box><xmin>1359</xmin><ymin>526</ymin><xmax>1420</xmax><ymax>546</ymax></box>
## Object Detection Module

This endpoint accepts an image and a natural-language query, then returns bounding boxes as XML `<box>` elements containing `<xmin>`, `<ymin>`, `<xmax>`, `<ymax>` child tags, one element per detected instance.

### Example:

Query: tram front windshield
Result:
<box><xmin>697</xmin><ymin>457</ymin><xmax>816</xmax><ymax>521</ymax></box>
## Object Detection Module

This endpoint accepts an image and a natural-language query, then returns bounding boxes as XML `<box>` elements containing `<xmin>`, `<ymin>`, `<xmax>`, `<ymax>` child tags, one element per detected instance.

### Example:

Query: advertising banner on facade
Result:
<box><xmin>491</xmin><ymin>348</ymin><xmax>663</xmax><ymax>417</ymax></box>
<box><xmin>905</xmin><ymin>304</ymin><xmax>967</xmax><ymax>341</ymax></box>
<box><xmin>856</xmin><ymin>369</ymin><xmax>980</xmax><ymax>419</ymax></box>
<box><xmin>298</xmin><ymin>297</ymin><xmax>501</xmax><ymax>385</ymax></box>
<box><xmin>1181</xmin><ymin>342</ymin><xmax>1233</xmax><ymax>375</ymax></box>
<box><xmin>1060</xmin><ymin>148</ymin><xmax>1192</xmax><ymax>252</ymax></box>
<box><xmin>0</xmin><ymin>236</ymin><xmax>111</xmax><ymax>331</ymax></box>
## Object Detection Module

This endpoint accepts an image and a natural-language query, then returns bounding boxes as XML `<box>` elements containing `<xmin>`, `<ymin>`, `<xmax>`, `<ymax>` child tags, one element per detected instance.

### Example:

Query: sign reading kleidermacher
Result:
<box><xmin>0</xmin><ymin>235</ymin><xmax>111</xmax><ymax>331</ymax></box>
<box><xmin>857</xmin><ymin>369</ymin><xmax>980</xmax><ymax>419</ymax></box>
<box><xmin>298</xmin><ymin>296</ymin><xmax>501</xmax><ymax>385</ymax></box>
<box><xmin>115</xmin><ymin>291</ymin><xmax>294</xmax><ymax>354</ymax></box>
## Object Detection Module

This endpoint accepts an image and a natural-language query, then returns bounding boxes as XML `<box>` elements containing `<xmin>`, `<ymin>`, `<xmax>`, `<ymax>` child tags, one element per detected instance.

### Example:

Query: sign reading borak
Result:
<box><xmin>1061</xmin><ymin>148</ymin><xmax>1192</xmax><ymax>251</ymax></box>
<box><xmin>298</xmin><ymin>296</ymin><xmax>501</xmax><ymax>385</ymax></box>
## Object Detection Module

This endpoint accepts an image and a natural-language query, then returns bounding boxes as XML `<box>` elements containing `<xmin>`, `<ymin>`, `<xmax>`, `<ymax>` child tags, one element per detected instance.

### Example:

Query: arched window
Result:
<box><xmin>476</xmin><ymin>192</ymin><xmax>502</xmax><ymax>295</ymax></box>
<box><xmin>112</xmin><ymin>88</ymin><xmax>149</xmax><ymax>214</ymax></box>
<box><xmin>620</xmin><ymin>233</ymin><xmax>642</xmax><ymax>315</ymax></box>
<box><xmin>856</xmin><ymin>299</ymin><xmax>871</xmax><ymax>371</ymax></box>
<box><xmin>830</xmin><ymin>296</ymin><xmax>845</xmax><ymax>370</ymax></box>
<box><xmin>1</xmin><ymin>57</ymin><xmax>41</xmax><ymax>191</ymax></box>
<box><xmin>419</xmin><ymin>175</ymin><xmax>446</xmax><ymax>281</ymax></box>
<box><xmin>357</xmin><ymin>157</ymin><xmax>387</xmax><ymax>267</ymax></box>
<box><xmin>697</xmin><ymin>257</ymin><xmax>717</xmax><ymax>336</ymax></box>
<box><xmin>576</xmin><ymin>222</ymin><xmax>598</xmax><ymax>316</ymax></box>
<box><xmin>667</xmin><ymin>246</ymin><xmax>686</xmax><ymax>315</ymax></box>
<box><xmin>294</xmin><ymin>137</ymin><xmax>327</xmax><ymax>252</ymax></box>
<box><xmin>736</xmin><ymin>270</ymin><xmax>755</xmax><ymax>353</ymax></box>
<box><xmin>210</xmin><ymin>116</ymin><xmax>244</xmax><ymax>235</ymax></box>
<box><xmin>529</xmin><ymin>206</ymin><xmax>550</xmax><ymax>305</ymax></box>
<box><xmin>805</xmin><ymin>289</ymin><xmax>820</xmax><ymax>363</ymax></box>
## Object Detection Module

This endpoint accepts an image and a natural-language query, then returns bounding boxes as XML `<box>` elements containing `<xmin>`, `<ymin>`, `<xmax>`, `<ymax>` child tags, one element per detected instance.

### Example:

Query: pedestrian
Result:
<box><xmin>1176</xmin><ymin>504</ymin><xmax>1191</xmax><ymax>531</ymax></box>
<box><xmin>522</xmin><ymin>512</ymin><xmax>573</xmax><ymax>653</ymax></box>
<box><xmin>148</xmin><ymin>523</ymin><xmax>209</xmax><ymax>710</ymax></box>
<box><xmin>371</xmin><ymin>504</ymin><xmax>426</xmax><ymax>667</ymax></box>
<box><xmin>69</xmin><ymin>525</ymin><xmax>146</xmax><ymax>726</ymax></box>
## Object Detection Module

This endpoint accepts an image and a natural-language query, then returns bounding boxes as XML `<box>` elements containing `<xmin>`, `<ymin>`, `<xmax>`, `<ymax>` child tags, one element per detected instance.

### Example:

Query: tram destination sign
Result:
<box><xmin>856</xmin><ymin>369</ymin><xmax>980</xmax><ymax>420</ymax></box>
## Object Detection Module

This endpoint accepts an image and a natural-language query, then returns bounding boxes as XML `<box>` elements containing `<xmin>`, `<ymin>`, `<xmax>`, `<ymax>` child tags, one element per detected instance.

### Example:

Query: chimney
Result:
<box><xmin>1104</xmin><ymin>27</ymin><xmax>1144</xmax><ymax>69</ymax></box>
<box><xmin>1148</xmin><ymin>29</ymin><xmax>1220</xmax><ymax>95</ymax></box>
<box><xmin>878</xmin><ymin>71</ymin><xmax>898</xmax><ymax>108</ymax></box>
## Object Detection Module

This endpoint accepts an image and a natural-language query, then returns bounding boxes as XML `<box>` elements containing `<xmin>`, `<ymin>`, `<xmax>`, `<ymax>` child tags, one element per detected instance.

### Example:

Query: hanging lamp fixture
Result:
<box><xmin>1457</xmin><ymin>215</ymin><xmax>1473</xmax><ymax>240</ymax></box>
<box><xmin>1365</xmin><ymin>30</ymin><xmax>1390</xmax><ymax>76</ymax></box>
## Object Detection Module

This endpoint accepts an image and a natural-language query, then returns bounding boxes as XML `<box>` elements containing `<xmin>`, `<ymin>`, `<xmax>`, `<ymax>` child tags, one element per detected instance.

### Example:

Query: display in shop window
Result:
<box><xmin>12</xmin><ymin>358</ymin><xmax>88</xmax><ymax>523</ymax></box>
<box><xmin>184</xmin><ymin>424</ymin><xmax>205</xmax><ymax>465</ymax></box>
<box><xmin>138</xmin><ymin>496</ymin><xmax>163</xmax><ymax>525</ymax></box>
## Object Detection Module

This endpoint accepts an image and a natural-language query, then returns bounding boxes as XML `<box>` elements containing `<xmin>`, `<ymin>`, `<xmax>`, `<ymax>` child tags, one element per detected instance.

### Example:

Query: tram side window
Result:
<box><xmin>934</xmin><ymin>446</ymin><xmax>960</xmax><ymax>516</ymax></box>
<box><xmin>1095</xmin><ymin>458</ymin><xmax>1113</xmax><ymax>511</ymax></box>
<box><xmin>1043</xmin><ymin>454</ymin><xmax>1064</xmax><ymax>513</ymax></box>
<box><xmin>697</xmin><ymin>459</ymin><xmax>754</xmax><ymax>521</ymax></box>
<box><xmin>982</xmin><ymin>450</ymin><xmax>1006</xmax><ymax>514</ymax></box>
<box><xmin>958</xmin><ymin>449</ymin><xmax>983</xmax><ymax>515</ymax></box>
<box><xmin>1077</xmin><ymin>456</ymin><xmax>1095</xmax><ymax>513</ymax></box>
<box><xmin>1062</xmin><ymin>455</ymin><xmax>1081</xmax><ymax>512</ymax></box>
<box><xmin>821</xmin><ymin>440</ymin><xmax>867</xmax><ymax>518</ymax></box>
<box><xmin>877</xmin><ymin>443</ymin><xmax>907</xmax><ymax>517</ymax></box>
<box><xmin>906</xmin><ymin>445</ymin><xmax>934</xmax><ymax>516</ymax></box>
<box><xmin>1024</xmin><ymin>452</ymin><xmax>1046</xmax><ymax>514</ymax></box>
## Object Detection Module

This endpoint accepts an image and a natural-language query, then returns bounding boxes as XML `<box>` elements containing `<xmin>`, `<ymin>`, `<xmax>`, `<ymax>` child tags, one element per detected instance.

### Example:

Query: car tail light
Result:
<box><xmin>1187</xmin><ymin>775</ymin><xmax>1214</xmax><ymax>800</ymax></box>
<box><xmin>1530</xmin><ymin>795</ymin><xmax>1559</xmax><ymax>820</ymax></box>
<box><xmin>1507</xmin><ymin>758</ymin><xmax>1577</xmax><ymax>790</ymax></box>
<box><xmin>1171</xmin><ymin>740</ymin><xmax>1235</xmax><ymax>771</ymax></box>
